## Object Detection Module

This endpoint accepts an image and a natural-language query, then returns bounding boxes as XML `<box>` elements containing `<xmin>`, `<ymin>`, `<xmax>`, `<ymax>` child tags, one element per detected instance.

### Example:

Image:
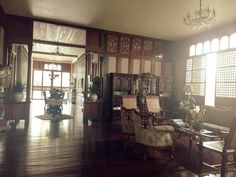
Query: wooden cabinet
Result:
<box><xmin>139</xmin><ymin>73</ymin><xmax>160</xmax><ymax>96</ymax></box>
<box><xmin>83</xmin><ymin>101</ymin><xmax>103</xmax><ymax>122</ymax></box>
<box><xmin>107</xmin><ymin>73</ymin><xmax>137</xmax><ymax>121</ymax></box>
<box><xmin>0</xmin><ymin>65</ymin><xmax>12</xmax><ymax>131</ymax></box>
<box><xmin>5</xmin><ymin>101</ymin><xmax>30</xmax><ymax>127</ymax></box>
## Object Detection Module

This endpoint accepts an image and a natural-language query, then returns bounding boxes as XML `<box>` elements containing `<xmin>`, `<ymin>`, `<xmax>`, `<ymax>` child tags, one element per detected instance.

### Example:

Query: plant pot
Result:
<box><xmin>90</xmin><ymin>94</ymin><xmax>98</xmax><ymax>102</ymax></box>
<box><xmin>14</xmin><ymin>92</ymin><xmax>24</xmax><ymax>102</ymax></box>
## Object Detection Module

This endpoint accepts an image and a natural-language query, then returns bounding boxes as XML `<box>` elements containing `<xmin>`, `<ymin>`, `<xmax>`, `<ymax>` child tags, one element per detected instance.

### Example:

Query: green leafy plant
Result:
<box><xmin>49</xmin><ymin>88</ymin><xmax>64</xmax><ymax>99</ymax></box>
<box><xmin>12</xmin><ymin>81</ymin><xmax>25</xmax><ymax>93</ymax></box>
<box><xmin>88</xmin><ymin>77</ymin><xmax>100</xmax><ymax>96</ymax></box>
<box><xmin>47</xmin><ymin>88</ymin><xmax>64</xmax><ymax>116</ymax></box>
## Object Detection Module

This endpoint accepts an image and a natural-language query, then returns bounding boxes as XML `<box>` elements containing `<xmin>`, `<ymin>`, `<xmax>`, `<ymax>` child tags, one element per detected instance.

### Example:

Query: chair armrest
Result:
<box><xmin>154</xmin><ymin>125</ymin><xmax>175</xmax><ymax>132</ymax></box>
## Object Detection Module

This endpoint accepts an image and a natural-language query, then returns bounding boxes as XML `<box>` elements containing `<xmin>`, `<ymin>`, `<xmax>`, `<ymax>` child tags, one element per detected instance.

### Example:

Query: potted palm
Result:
<box><xmin>12</xmin><ymin>81</ymin><xmax>25</xmax><ymax>102</ymax></box>
<box><xmin>88</xmin><ymin>76</ymin><xmax>100</xmax><ymax>102</ymax></box>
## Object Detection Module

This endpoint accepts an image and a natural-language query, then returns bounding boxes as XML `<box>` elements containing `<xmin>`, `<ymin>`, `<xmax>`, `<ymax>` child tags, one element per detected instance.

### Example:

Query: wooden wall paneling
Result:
<box><xmin>132</xmin><ymin>59</ymin><xmax>140</xmax><ymax>74</ymax></box>
<box><xmin>120</xmin><ymin>36</ymin><xmax>130</xmax><ymax>55</ymax></box>
<box><xmin>116</xmin><ymin>56</ymin><xmax>121</xmax><ymax>73</ymax></box>
<box><xmin>108</xmin><ymin>56</ymin><xmax>117</xmax><ymax>73</ymax></box>
<box><xmin>107</xmin><ymin>33</ymin><xmax>118</xmax><ymax>53</ymax></box>
<box><xmin>132</xmin><ymin>38</ymin><xmax>142</xmax><ymax>57</ymax></box>
<box><xmin>6</xmin><ymin>15</ymin><xmax>33</xmax><ymax>44</ymax></box>
<box><xmin>154</xmin><ymin>60</ymin><xmax>162</xmax><ymax>76</ymax></box>
<box><xmin>120</xmin><ymin>57</ymin><xmax>129</xmax><ymax>74</ymax></box>
<box><xmin>144</xmin><ymin>59</ymin><xmax>151</xmax><ymax>73</ymax></box>
<box><xmin>143</xmin><ymin>40</ymin><xmax>153</xmax><ymax>58</ymax></box>
<box><xmin>86</xmin><ymin>29</ymin><xmax>103</xmax><ymax>53</ymax></box>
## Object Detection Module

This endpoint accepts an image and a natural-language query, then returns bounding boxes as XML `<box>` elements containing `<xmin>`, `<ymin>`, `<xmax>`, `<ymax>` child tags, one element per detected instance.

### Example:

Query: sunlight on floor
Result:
<box><xmin>28</xmin><ymin>100</ymin><xmax>83</xmax><ymax>138</ymax></box>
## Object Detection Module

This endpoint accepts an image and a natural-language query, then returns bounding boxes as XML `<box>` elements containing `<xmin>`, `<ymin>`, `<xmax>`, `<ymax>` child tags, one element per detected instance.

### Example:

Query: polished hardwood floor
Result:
<box><xmin>0</xmin><ymin>100</ymin><xmax>235</xmax><ymax>177</ymax></box>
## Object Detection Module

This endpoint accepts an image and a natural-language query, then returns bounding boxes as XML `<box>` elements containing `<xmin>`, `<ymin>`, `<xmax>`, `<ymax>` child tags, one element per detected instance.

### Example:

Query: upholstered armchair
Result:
<box><xmin>131</xmin><ymin>109</ymin><xmax>175</xmax><ymax>159</ymax></box>
<box><xmin>145</xmin><ymin>95</ymin><xmax>173</xmax><ymax>119</ymax></box>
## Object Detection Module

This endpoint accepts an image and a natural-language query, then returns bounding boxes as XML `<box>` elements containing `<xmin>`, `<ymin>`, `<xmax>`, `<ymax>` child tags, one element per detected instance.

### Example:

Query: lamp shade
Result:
<box><xmin>182</xmin><ymin>84</ymin><xmax>194</xmax><ymax>94</ymax></box>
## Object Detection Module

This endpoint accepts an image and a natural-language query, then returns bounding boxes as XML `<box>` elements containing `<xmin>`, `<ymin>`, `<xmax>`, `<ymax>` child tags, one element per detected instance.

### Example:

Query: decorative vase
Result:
<box><xmin>90</xmin><ymin>94</ymin><xmax>98</xmax><ymax>102</ymax></box>
<box><xmin>14</xmin><ymin>92</ymin><xmax>24</xmax><ymax>102</ymax></box>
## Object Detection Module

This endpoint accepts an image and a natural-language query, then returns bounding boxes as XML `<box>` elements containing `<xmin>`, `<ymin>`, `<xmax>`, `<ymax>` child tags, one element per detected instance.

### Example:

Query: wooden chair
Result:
<box><xmin>198</xmin><ymin>117</ymin><xmax>236</xmax><ymax>177</ymax></box>
<box><xmin>145</xmin><ymin>95</ymin><xmax>162</xmax><ymax>116</ymax></box>
<box><xmin>131</xmin><ymin>109</ymin><xmax>175</xmax><ymax>159</ymax></box>
<box><xmin>120</xmin><ymin>95</ymin><xmax>137</xmax><ymax>144</ymax></box>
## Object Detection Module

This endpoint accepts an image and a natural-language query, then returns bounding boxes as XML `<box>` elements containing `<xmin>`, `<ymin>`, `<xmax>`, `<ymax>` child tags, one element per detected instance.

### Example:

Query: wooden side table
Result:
<box><xmin>83</xmin><ymin>101</ymin><xmax>103</xmax><ymax>122</ymax></box>
<box><xmin>5</xmin><ymin>101</ymin><xmax>30</xmax><ymax>127</ymax></box>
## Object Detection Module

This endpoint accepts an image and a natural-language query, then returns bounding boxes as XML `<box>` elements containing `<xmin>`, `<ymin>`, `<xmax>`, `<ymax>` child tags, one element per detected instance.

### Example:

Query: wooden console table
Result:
<box><xmin>83</xmin><ymin>101</ymin><xmax>103</xmax><ymax>122</ymax></box>
<box><xmin>5</xmin><ymin>101</ymin><xmax>30</xmax><ymax>127</ymax></box>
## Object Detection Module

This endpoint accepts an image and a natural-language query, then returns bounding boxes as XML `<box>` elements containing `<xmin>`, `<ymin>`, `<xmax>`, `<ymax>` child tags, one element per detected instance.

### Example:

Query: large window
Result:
<box><xmin>186</xmin><ymin>32</ymin><xmax>236</xmax><ymax>106</ymax></box>
<box><xmin>32</xmin><ymin>62</ymin><xmax>71</xmax><ymax>99</ymax></box>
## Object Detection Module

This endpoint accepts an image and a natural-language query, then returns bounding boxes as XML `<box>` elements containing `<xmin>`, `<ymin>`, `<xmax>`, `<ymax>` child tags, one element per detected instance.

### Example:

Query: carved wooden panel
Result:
<box><xmin>153</xmin><ymin>41</ymin><xmax>164</xmax><ymax>58</ymax></box>
<box><xmin>107</xmin><ymin>34</ymin><xmax>118</xmax><ymax>53</ymax></box>
<box><xmin>132</xmin><ymin>38</ymin><xmax>142</xmax><ymax>56</ymax></box>
<box><xmin>120</xmin><ymin>36</ymin><xmax>130</xmax><ymax>54</ymax></box>
<box><xmin>143</xmin><ymin>40</ymin><xmax>153</xmax><ymax>57</ymax></box>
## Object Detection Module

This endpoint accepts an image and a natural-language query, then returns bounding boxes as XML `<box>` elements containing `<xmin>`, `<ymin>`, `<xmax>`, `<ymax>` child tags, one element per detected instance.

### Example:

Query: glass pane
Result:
<box><xmin>205</xmin><ymin>53</ymin><xmax>217</xmax><ymax>106</ymax></box>
<box><xmin>43</xmin><ymin>71</ymin><xmax>51</xmax><ymax>86</ymax></box>
<box><xmin>44</xmin><ymin>64</ymin><xmax>49</xmax><ymax>70</ymax></box>
<box><xmin>196</xmin><ymin>43</ymin><xmax>203</xmax><ymax>55</ymax></box>
<box><xmin>33</xmin><ymin>70</ymin><xmax>42</xmax><ymax>86</ymax></box>
<box><xmin>62</xmin><ymin>72</ymin><xmax>70</xmax><ymax>87</ymax></box>
<box><xmin>220</xmin><ymin>36</ymin><xmax>229</xmax><ymax>50</ymax></box>
<box><xmin>230</xmin><ymin>33</ymin><xmax>236</xmax><ymax>48</ymax></box>
<box><xmin>203</xmin><ymin>41</ymin><xmax>210</xmax><ymax>54</ymax></box>
<box><xmin>33</xmin><ymin>90</ymin><xmax>42</xmax><ymax>99</ymax></box>
<box><xmin>53</xmin><ymin>72</ymin><xmax>61</xmax><ymax>87</ymax></box>
<box><xmin>189</xmin><ymin>45</ymin><xmax>195</xmax><ymax>56</ymax></box>
<box><xmin>211</xmin><ymin>38</ymin><xmax>219</xmax><ymax>52</ymax></box>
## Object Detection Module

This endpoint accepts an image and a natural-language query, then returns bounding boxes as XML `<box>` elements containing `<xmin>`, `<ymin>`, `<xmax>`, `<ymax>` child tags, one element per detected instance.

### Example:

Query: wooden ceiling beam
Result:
<box><xmin>33</xmin><ymin>39</ymin><xmax>85</xmax><ymax>48</ymax></box>
<box><xmin>32</xmin><ymin>51</ymin><xmax>78</xmax><ymax>58</ymax></box>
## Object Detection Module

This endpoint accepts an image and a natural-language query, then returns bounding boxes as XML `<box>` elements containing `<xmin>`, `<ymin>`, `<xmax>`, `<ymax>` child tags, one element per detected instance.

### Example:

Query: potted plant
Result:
<box><xmin>88</xmin><ymin>76</ymin><xmax>100</xmax><ymax>102</ymax></box>
<box><xmin>12</xmin><ymin>81</ymin><xmax>25</xmax><ymax>102</ymax></box>
<box><xmin>47</xmin><ymin>89</ymin><xmax>64</xmax><ymax>116</ymax></box>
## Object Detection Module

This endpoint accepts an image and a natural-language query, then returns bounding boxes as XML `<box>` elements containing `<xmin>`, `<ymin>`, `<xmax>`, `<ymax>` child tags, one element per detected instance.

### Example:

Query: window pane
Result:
<box><xmin>189</xmin><ymin>45</ymin><xmax>195</xmax><ymax>56</ymax></box>
<box><xmin>216</xmin><ymin>50</ymin><xmax>236</xmax><ymax>98</ymax></box>
<box><xmin>43</xmin><ymin>71</ymin><xmax>51</xmax><ymax>86</ymax></box>
<box><xmin>211</xmin><ymin>38</ymin><xmax>219</xmax><ymax>52</ymax></box>
<box><xmin>203</xmin><ymin>41</ymin><xmax>210</xmax><ymax>54</ymax></box>
<box><xmin>53</xmin><ymin>72</ymin><xmax>61</xmax><ymax>87</ymax></box>
<box><xmin>62</xmin><ymin>72</ymin><xmax>70</xmax><ymax>87</ymax></box>
<box><xmin>33</xmin><ymin>90</ymin><xmax>42</xmax><ymax>99</ymax></box>
<box><xmin>44</xmin><ymin>64</ymin><xmax>49</xmax><ymax>70</ymax></box>
<box><xmin>205</xmin><ymin>53</ymin><xmax>217</xmax><ymax>106</ymax></box>
<box><xmin>196</xmin><ymin>43</ymin><xmax>203</xmax><ymax>55</ymax></box>
<box><xmin>33</xmin><ymin>70</ymin><xmax>42</xmax><ymax>86</ymax></box>
<box><xmin>230</xmin><ymin>33</ymin><xmax>236</xmax><ymax>48</ymax></box>
<box><xmin>192</xmin><ymin>83</ymin><xmax>205</xmax><ymax>96</ymax></box>
<box><xmin>220</xmin><ymin>36</ymin><xmax>229</xmax><ymax>50</ymax></box>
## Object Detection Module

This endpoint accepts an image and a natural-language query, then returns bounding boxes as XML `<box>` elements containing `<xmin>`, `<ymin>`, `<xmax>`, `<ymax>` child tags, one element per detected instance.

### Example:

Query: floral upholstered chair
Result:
<box><xmin>120</xmin><ymin>95</ymin><xmax>137</xmax><ymax>144</ymax></box>
<box><xmin>131</xmin><ymin>109</ymin><xmax>175</xmax><ymax>159</ymax></box>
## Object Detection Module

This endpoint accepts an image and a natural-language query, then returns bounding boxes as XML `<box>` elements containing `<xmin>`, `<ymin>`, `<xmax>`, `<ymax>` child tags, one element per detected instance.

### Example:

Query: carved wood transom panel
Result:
<box><xmin>132</xmin><ymin>38</ymin><xmax>142</xmax><ymax>56</ymax></box>
<box><xmin>107</xmin><ymin>34</ymin><xmax>118</xmax><ymax>53</ymax></box>
<box><xmin>120</xmin><ymin>37</ymin><xmax>130</xmax><ymax>54</ymax></box>
<box><xmin>143</xmin><ymin>40</ymin><xmax>153</xmax><ymax>57</ymax></box>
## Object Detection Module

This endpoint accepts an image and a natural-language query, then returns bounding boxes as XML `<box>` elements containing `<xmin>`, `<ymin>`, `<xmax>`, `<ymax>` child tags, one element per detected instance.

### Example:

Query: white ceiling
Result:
<box><xmin>1</xmin><ymin>0</ymin><xmax>236</xmax><ymax>41</ymax></box>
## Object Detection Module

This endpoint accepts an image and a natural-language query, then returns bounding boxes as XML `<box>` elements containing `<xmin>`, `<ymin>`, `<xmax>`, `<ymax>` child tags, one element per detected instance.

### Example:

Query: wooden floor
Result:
<box><xmin>0</xmin><ymin>100</ymin><xmax>235</xmax><ymax>177</ymax></box>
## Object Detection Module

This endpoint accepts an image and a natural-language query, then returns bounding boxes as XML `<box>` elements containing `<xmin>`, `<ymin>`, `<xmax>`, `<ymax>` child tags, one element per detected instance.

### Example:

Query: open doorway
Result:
<box><xmin>32</xmin><ymin>21</ymin><xmax>86</xmax><ymax>101</ymax></box>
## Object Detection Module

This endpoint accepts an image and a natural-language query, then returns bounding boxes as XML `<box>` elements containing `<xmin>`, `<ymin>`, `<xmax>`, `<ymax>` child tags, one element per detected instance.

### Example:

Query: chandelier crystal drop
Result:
<box><xmin>183</xmin><ymin>0</ymin><xmax>216</xmax><ymax>30</ymax></box>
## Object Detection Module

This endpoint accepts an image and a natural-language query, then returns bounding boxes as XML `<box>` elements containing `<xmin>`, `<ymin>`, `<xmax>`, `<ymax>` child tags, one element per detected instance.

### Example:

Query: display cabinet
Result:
<box><xmin>107</xmin><ymin>73</ymin><xmax>137</xmax><ymax>121</ymax></box>
<box><xmin>0</xmin><ymin>65</ymin><xmax>12</xmax><ymax>132</ymax></box>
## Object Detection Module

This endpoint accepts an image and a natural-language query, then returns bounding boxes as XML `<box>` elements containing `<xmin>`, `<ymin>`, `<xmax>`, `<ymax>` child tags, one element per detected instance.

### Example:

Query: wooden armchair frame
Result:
<box><xmin>198</xmin><ymin>117</ymin><xmax>236</xmax><ymax>177</ymax></box>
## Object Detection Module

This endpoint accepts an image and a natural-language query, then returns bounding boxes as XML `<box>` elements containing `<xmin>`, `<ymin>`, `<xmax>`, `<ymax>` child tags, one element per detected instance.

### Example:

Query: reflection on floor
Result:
<box><xmin>0</xmin><ymin>100</ymin><xmax>235</xmax><ymax>176</ymax></box>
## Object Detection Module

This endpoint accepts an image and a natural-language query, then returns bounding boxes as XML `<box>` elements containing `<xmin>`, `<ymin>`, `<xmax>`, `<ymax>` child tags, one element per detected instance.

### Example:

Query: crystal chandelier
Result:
<box><xmin>183</xmin><ymin>0</ymin><xmax>216</xmax><ymax>30</ymax></box>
